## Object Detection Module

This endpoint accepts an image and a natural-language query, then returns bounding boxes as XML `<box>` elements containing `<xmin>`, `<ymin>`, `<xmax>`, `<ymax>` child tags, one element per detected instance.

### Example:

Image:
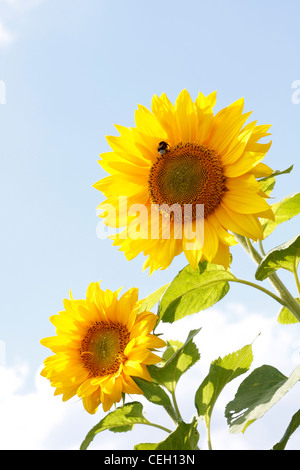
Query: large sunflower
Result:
<box><xmin>95</xmin><ymin>90</ymin><xmax>274</xmax><ymax>273</ymax></box>
<box><xmin>40</xmin><ymin>283</ymin><xmax>165</xmax><ymax>414</ymax></box>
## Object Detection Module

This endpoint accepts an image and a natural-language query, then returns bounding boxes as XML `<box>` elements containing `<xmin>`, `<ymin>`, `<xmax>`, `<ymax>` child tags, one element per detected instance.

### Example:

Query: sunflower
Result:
<box><xmin>40</xmin><ymin>282</ymin><xmax>165</xmax><ymax>414</ymax></box>
<box><xmin>94</xmin><ymin>90</ymin><xmax>274</xmax><ymax>273</ymax></box>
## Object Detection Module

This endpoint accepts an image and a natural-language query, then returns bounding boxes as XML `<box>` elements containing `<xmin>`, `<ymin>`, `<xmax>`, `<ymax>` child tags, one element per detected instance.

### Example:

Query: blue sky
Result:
<box><xmin>0</xmin><ymin>0</ymin><xmax>300</xmax><ymax>450</ymax></box>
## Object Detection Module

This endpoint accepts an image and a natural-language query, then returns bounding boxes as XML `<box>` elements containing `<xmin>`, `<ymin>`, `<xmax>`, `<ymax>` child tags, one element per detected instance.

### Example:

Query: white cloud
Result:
<box><xmin>0</xmin><ymin>0</ymin><xmax>45</xmax><ymax>48</ymax></box>
<box><xmin>0</xmin><ymin>363</ymin><xmax>66</xmax><ymax>450</ymax></box>
<box><xmin>158</xmin><ymin>301</ymin><xmax>300</xmax><ymax>374</ymax></box>
<box><xmin>2</xmin><ymin>0</ymin><xmax>44</xmax><ymax>12</ymax></box>
<box><xmin>0</xmin><ymin>303</ymin><xmax>299</xmax><ymax>450</ymax></box>
<box><xmin>0</xmin><ymin>362</ymin><xmax>170</xmax><ymax>450</ymax></box>
<box><xmin>158</xmin><ymin>303</ymin><xmax>300</xmax><ymax>450</ymax></box>
<box><xmin>0</xmin><ymin>20</ymin><xmax>15</xmax><ymax>48</ymax></box>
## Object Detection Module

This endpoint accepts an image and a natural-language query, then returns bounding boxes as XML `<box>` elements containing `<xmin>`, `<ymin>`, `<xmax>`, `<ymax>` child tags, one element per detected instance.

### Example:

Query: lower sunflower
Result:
<box><xmin>40</xmin><ymin>283</ymin><xmax>165</xmax><ymax>414</ymax></box>
<box><xmin>95</xmin><ymin>89</ymin><xmax>275</xmax><ymax>273</ymax></box>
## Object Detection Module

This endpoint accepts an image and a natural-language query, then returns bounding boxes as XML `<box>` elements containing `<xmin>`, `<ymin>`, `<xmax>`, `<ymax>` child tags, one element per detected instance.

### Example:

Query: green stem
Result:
<box><xmin>259</xmin><ymin>239</ymin><xmax>266</xmax><ymax>257</ymax></box>
<box><xmin>182</xmin><ymin>273</ymin><xmax>293</xmax><ymax>313</ymax></box>
<box><xmin>236</xmin><ymin>235</ymin><xmax>300</xmax><ymax>322</ymax></box>
<box><xmin>171</xmin><ymin>391</ymin><xmax>183</xmax><ymax>422</ymax></box>
<box><xmin>293</xmin><ymin>261</ymin><xmax>300</xmax><ymax>297</ymax></box>
<box><xmin>232</xmin><ymin>278</ymin><xmax>288</xmax><ymax>308</ymax></box>
<box><xmin>268</xmin><ymin>272</ymin><xmax>300</xmax><ymax>321</ymax></box>
<box><xmin>206</xmin><ymin>418</ymin><xmax>213</xmax><ymax>450</ymax></box>
<box><xmin>162</xmin><ymin>403</ymin><xmax>179</xmax><ymax>426</ymax></box>
<box><xmin>244</xmin><ymin>236</ymin><xmax>262</xmax><ymax>264</ymax></box>
<box><xmin>189</xmin><ymin>275</ymin><xmax>288</xmax><ymax>309</ymax></box>
<box><xmin>146</xmin><ymin>421</ymin><xmax>172</xmax><ymax>434</ymax></box>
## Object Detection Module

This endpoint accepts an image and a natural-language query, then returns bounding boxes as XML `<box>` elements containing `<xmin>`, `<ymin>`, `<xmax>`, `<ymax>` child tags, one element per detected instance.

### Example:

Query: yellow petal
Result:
<box><xmin>224</xmin><ymin>143</ymin><xmax>272</xmax><ymax>178</ymax></box>
<box><xmin>130</xmin><ymin>312</ymin><xmax>158</xmax><ymax>338</ymax></box>
<box><xmin>221</xmin><ymin>121</ymin><xmax>257</xmax><ymax>166</ymax></box>
<box><xmin>115</xmin><ymin>287</ymin><xmax>139</xmax><ymax>325</ymax></box>
<box><xmin>123</xmin><ymin>361</ymin><xmax>152</xmax><ymax>381</ymax></box>
<box><xmin>211</xmin><ymin>242</ymin><xmax>231</xmax><ymax>268</ymax></box>
<box><xmin>174</xmin><ymin>89</ymin><xmax>197</xmax><ymax>141</ymax></box>
<box><xmin>222</xmin><ymin>189</ymin><xmax>271</xmax><ymax>214</ymax></box>
<box><xmin>122</xmin><ymin>374</ymin><xmax>143</xmax><ymax>394</ymax></box>
<box><xmin>151</xmin><ymin>93</ymin><xmax>177</xmax><ymax>143</ymax></box>
<box><xmin>135</xmin><ymin>103</ymin><xmax>166</xmax><ymax>137</ymax></box>
<box><xmin>217</xmin><ymin>202</ymin><xmax>263</xmax><ymax>240</ymax></box>
<box><xmin>135</xmin><ymin>334</ymin><xmax>166</xmax><ymax>349</ymax></box>
<box><xmin>202</xmin><ymin>218</ymin><xmax>219</xmax><ymax>262</ymax></box>
<box><xmin>143</xmin><ymin>351</ymin><xmax>164</xmax><ymax>365</ymax></box>
<box><xmin>252</xmin><ymin>162</ymin><xmax>273</xmax><ymax>178</ymax></box>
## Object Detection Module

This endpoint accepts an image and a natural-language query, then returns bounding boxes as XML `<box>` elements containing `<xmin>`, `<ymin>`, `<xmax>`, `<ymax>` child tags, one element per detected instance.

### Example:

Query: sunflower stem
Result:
<box><xmin>231</xmin><ymin>278</ymin><xmax>287</xmax><ymax>307</ymax></box>
<box><xmin>236</xmin><ymin>235</ymin><xmax>300</xmax><ymax>322</ymax></box>
<box><xmin>293</xmin><ymin>261</ymin><xmax>300</xmax><ymax>297</ymax></box>
<box><xmin>206</xmin><ymin>419</ymin><xmax>213</xmax><ymax>450</ymax></box>
<box><xmin>171</xmin><ymin>391</ymin><xmax>183</xmax><ymax>422</ymax></box>
<box><xmin>146</xmin><ymin>422</ymin><xmax>172</xmax><ymax>434</ymax></box>
<box><xmin>162</xmin><ymin>403</ymin><xmax>180</xmax><ymax>425</ymax></box>
<box><xmin>258</xmin><ymin>239</ymin><xmax>266</xmax><ymax>257</ymax></box>
<box><xmin>245</xmin><ymin>236</ymin><xmax>263</xmax><ymax>264</ymax></box>
<box><xmin>267</xmin><ymin>272</ymin><xmax>300</xmax><ymax>322</ymax></box>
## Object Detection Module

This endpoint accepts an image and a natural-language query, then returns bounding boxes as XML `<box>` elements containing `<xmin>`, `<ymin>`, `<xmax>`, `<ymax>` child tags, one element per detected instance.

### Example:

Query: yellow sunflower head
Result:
<box><xmin>40</xmin><ymin>283</ymin><xmax>165</xmax><ymax>414</ymax></box>
<box><xmin>94</xmin><ymin>89</ymin><xmax>274</xmax><ymax>273</ymax></box>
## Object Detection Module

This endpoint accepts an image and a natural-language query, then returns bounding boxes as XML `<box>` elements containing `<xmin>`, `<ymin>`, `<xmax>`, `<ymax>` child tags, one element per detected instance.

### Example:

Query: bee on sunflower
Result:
<box><xmin>94</xmin><ymin>89</ymin><xmax>274</xmax><ymax>274</ymax></box>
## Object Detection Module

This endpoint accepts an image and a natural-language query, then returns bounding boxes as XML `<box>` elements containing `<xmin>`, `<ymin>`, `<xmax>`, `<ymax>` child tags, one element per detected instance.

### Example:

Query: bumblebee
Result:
<box><xmin>158</xmin><ymin>141</ymin><xmax>170</xmax><ymax>155</ymax></box>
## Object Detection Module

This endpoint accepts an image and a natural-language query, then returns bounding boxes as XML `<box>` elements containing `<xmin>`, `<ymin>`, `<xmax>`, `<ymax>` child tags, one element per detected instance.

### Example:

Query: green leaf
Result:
<box><xmin>277</xmin><ymin>298</ymin><xmax>300</xmax><ymax>324</ymax></box>
<box><xmin>273</xmin><ymin>409</ymin><xmax>300</xmax><ymax>450</ymax></box>
<box><xmin>133</xmin><ymin>377</ymin><xmax>172</xmax><ymax>408</ymax></box>
<box><xmin>258</xmin><ymin>166</ymin><xmax>293</xmax><ymax>200</ymax></box>
<box><xmin>148</xmin><ymin>329</ymin><xmax>201</xmax><ymax>393</ymax></box>
<box><xmin>138</xmin><ymin>283</ymin><xmax>170</xmax><ymax>313</ymax></box>
<box><xmin>110</xmin><ymin>425</ymin><xmax>134</xmax><ymax>433</ymax></box>
<box><xmin>159</xmin><ymin>261</ymin><xmax>234</xmax><ymax>323</ymax></box>
<box><xmin>80</xmin><ymin>401</ymin><xmax>149</xmax><ymax>450</ymax></box>
<box><xmin>132</xmin><ymin>377</ymin><xmax>177</xmax><ymax>423</ymax></box>
<box><xmin>134</xmin><ymin>419</ymin><xmax>199</xmax><ymax>450</ymax></box>
<box><xmin>259</xmin><ymin>176</ymin><xmax>275</xmax><ymax>196</ymax></box>
<box><xmin>261</xmin><ymin>192</ymin><xmax>300</xmax><ymax>238</ymax></box>
<box><xmin>258</xmin><ymin>164</ymin><xmax>293</xmax><ymax>182</ymax></box>
<box><xmin>161</xmin><ymin>340</ymin><xmax>184</xmax><ymax>364</ymax></box>
<box><xmin>225</xmin><ymin>364</ymin><xmax>300</xmax><ymax>434</ymax></box>
<box><xmin>255</xmin><ymin>234</ymin><xmax>300</xmax><ymax>281</ymax></box>
<box><xmin>195</xmin><ymin>344</ymin><xmax>253</xmax><ymax>427</ymax></box>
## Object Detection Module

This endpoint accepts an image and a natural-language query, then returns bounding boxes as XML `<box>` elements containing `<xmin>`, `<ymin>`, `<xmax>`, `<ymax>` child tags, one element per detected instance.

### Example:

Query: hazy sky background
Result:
<box><xmin>0</xmin><ymin>0</ymin><xmax>300</xmax><ymax>450</ymax></box>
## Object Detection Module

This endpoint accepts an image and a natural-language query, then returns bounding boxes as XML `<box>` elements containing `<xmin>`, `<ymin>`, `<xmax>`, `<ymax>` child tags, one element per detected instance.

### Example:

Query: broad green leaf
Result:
<box><xmin>273</xmin><ymin>409</ymin><xmax>300</xmax><ymax>450</ymax></box>
<box><xmin>134</xmin><ymin>419</ymin><xmax>199</xmax><ymax>450</ymax></box>
<box><xmin>255</xmin><ymin>234</ymin><xmax>300</xmax><ymax>281</ymax></box>
<box><xmin>225</xmin><ymin>364</ymin><xmax>300</xmax><ymax>434</ymax></box>
<box><xmin>259</xmin><ymin>176</ymin><xmax>275</xmax><ymax>196</ymax></box>
<box><xmin>132</xmin><ymin>377</ymin><xmax>177</xmax><ymax>423</ymax></box>
<box><xmin>80</xmin><ymin>401</ymin><xmax>149</xmax><ymax>450</ymax></box>
<box><xmin>195</xmin><ymin>344</ymin><xmax>253</xmax><ymax>427</ymax></box>
<box><xmin>261</xmin><ymin>193</ymin><xmax>300</xmax><ymax>238</ymax></box>
<box><xmin>277</xmin><ymin>298</ymin><xmax>300</xmax><ymax>324</ymax></box>
<box><xmin>133</xmin><ymin>377</ymin><xmax>172</xmax><ymax>408</ymax></box>
<box><xmin>159</xmin><ymin>261</ymin><xmax>234</xmax><ymax>323</ymax></box>
<box><xmin>258</xmin><ymin>165</ymin><xmax>293</xmax><ymax>182</ymax></box>
<box><xmin>148</xmin><ymin>329</ymin><xmax>201</xmax><ymax>393</ymax></box>
<box><xmin>138</xmin><ymin>283</ymin><xmax>170</xmax><ymax>313</ymax></box>
<box><xmin>161</xmin><ymin>340</ymin><xmax>183</xmax><ymax>364</ymax></box>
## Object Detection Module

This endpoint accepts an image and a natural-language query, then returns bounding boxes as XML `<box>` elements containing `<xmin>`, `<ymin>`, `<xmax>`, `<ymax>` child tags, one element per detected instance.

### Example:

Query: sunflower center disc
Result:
<box><xmin>80</xmin><ymin>322</ymin><xmax>130</xmax><ymax>377</ymax></box>
<box><xmin>149</xmin><ymin>142</ymin><xmax>226</xmax><ymax>219</ymax></box>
